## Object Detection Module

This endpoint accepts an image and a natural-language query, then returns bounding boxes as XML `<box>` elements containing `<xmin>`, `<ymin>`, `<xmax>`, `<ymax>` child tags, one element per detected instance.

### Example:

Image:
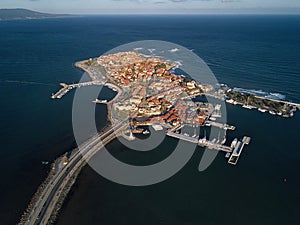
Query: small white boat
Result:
<box><xmin>143</xmin><ymin>130</ymin><xmax>150</xmax><ymax>135</ymax></box>
<box><xmin>92</xmin><ymin>99</ymin><xmax>107</xmax><ymax>104</ymax></box>
<box><xmin>199</xmin><ymin>137</ymin><xmax>207</xmax><ymax>144</ymax></box>
<box><xmin>204</xmin><ymin>122</ymin><xmax>211</xmax><ymax>127</ymax></box>
<box><xmin>226</xmin><ymin>99</ymin><xmax>234</xmax><ymax>104</ymax></box>
<box><xmin>258</xmin><ymin>108</ymin><xmax>267</xmax><ymax>113</ymax></box>
<box><xmin>231</xmin><ymin>138</ymin><xmax>238</xmax><ymax>148</ymax></box>
<box><xmin>221</xmin><ymin>138</ymin><xmax>226</xmax><ymax>145</ymax></box>
<box><xmin>242</xmin><ymin>105</ymin><xmax>256</xmax><ymax>109</ymax></box>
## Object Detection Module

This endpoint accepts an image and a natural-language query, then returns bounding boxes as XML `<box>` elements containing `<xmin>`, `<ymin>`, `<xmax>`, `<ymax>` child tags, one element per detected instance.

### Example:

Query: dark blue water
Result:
<box><xmin>0</xmin><ymin>15</ymin><xmax>300</xmax><ymax>225</ymax></box>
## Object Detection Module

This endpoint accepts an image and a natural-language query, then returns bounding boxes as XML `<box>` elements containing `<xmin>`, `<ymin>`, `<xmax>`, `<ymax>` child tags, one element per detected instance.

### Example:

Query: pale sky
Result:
<box><xmin>1</xmin><ymin>0</ymin><xmax>300</xmax><ymax>14</ymax></box>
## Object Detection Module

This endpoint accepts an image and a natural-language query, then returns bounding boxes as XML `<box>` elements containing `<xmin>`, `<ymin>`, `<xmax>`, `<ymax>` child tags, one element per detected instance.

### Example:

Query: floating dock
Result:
<box><xmin>166</xmin><ymin>131</ymin><xmax>198</xmax><ymax>144</ymax></box>
<box><xmin>198</xmin><ymin>138</ymin><xmax>232</xmax><ymax>152</ymax></box>
<box><xmin>166</xmin><ymin>129</ymin><xmax>251</xmax><ymax>165</ymax></box>
<box><xmin>228</xmin><ymin>136</ymin><xmax>251</xmax><ymax>165</ymax></box>
<box><xmin>205</xmin><ymin>121</ymin><xmax>236</xmax><ymax>130</ymax></box>
<box><xmin>166</xmin><ymin>131</ymin><xmax>233</xmax><ymax>152</ymax></box>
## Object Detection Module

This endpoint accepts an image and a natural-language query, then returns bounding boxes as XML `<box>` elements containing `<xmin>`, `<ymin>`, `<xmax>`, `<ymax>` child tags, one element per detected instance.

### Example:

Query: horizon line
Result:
<box><xmin>1</xmin><ymin>7</ymin><xmax>300</xmax><ymax>15</ymax></box>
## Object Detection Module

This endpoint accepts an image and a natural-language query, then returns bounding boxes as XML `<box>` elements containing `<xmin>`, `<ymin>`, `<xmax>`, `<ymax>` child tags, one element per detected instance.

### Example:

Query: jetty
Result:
<box><xmin>50</xmin><ymin>81</ymin><xmax>104</xmax><ymax>99</ymax></box>
<box><xmin>167</xmin><ymin>131</ymin><xmax>199</xmax><ymax>144</ymax></box>
<box><xmin>50</xmin><ymin>81</ymin><xmax>123</xmax><ymax>101</ymax></box>
<box><xmin>228</xmin><ymin>136</ymin><xmax>251</xmax><ymax>165</ymax></box>
<box><xmin>225</xmin><ymin>89</ymin><xmax>300</xmax><ymax>118</ymax></box>
<box><xmin>255</xmin><ymin>96</ymin><xmax>300</xmax><ymax>109</ymax></box>
<box><xmin>205</xmin><ymin>121</ymin><xmax>236</xmax><ymax>130</ymax></box>
<box><xmin>166</xmin><ymin>129</ymin><xmax>250</xmax><ymax>165</ymax></box>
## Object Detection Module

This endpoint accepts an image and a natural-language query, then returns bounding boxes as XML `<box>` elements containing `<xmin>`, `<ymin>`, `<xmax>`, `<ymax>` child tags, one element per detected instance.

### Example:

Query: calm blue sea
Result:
<box><xmin>0</xmin><ymin>15</ymin><xmax>300</xmax><ymax>225</ymax></box>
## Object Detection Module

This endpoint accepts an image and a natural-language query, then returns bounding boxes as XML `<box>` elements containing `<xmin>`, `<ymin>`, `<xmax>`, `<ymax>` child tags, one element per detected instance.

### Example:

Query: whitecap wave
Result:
<box><xmin>147</xmin><ymin>48</ymin><xmax>156</xmax><ymax>53</ymax></box>
<box><xmin>0</xmin><ymin>80</ymin><xmax>56</xmax><ymax>86</ymax></box>
<box><xmin>232</xmin><ymin>87</ymin><xmax>286</xmax><ymax>100</ymax></box>
<box><xmin>266</xmin><ymin>93</ymin><xmax>286</xmax><ymax>100</ymax></box>
<box><xmin>169</xmin><ymin>48</ymin><xmax>179</xmax><ymax>53</ymax></box>
<box><xmin>174</xmin><ymin>61</ymin><xmax>183</xmax><ymax>66</ymax></box>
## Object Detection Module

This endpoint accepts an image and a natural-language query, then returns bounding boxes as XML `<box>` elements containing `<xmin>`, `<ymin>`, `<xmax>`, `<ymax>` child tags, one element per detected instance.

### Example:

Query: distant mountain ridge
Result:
<box><xmin>0</xmin><ymin>8</ymin><xmax>72</xmax><ymax>20</ymax></box>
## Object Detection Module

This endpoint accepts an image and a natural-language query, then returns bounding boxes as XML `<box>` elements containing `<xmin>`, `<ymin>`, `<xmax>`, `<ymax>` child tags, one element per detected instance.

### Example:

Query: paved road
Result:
<box><xmin>26</xmin><ymin>122</ymin><xmax>127</xmax><ymax>225</ymax></box>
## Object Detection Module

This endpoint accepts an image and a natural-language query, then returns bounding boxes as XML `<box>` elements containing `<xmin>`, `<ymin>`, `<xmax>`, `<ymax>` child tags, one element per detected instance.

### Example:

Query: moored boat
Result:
<box><xmin>226</xmin><ymin>99</ymin><xmax>234</xmax><ymax>104</ymax></box>
<box><xmin>258</xmin><ymin>108</ymin><xmax>267</xmax><ymax>113</ymax></box>
<box><xmin>231</xmin><ymin>138</ymin><xmax>238</xmax><ymax>148</ymax></box>
<box><xmin>143</xmin><ymin>130</ymin><xmax>150</xmax><ymax>135</ymax></box>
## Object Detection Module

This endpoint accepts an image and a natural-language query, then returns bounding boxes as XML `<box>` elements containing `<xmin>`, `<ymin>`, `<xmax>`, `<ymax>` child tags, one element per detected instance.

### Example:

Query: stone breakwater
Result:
<box><xmin>47</xmin><ymin>162</ymin><xmax>86</xmax><ymax>225</ymax></box>
<box><xmin>17</xmin><ymin>158</ymin><xmax>61</xmax><ymax>225</ymax></box>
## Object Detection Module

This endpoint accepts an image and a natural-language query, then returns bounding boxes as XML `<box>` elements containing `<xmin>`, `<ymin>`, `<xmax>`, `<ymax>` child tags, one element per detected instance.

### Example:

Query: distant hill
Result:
<box><xmin>0</xmin><ymin>8</ymin><xmax>73</xmax><ymax>20</ymax></box>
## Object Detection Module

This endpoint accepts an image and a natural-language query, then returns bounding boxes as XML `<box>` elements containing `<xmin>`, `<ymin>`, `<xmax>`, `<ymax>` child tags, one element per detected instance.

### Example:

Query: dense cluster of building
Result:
<box><xmin>147</xmin><ymin>100</ymin><xmax>209</xmax><ymax>127</ymax></box>
<box><xmin>97</xmin><ymin>51</ymin><xmax>213</xmax><ymax>129</ymax></box>
<box><xmin>98</xmin><ymin>51</ymin><xmax>175</xmax><ymax>85</ymax></box>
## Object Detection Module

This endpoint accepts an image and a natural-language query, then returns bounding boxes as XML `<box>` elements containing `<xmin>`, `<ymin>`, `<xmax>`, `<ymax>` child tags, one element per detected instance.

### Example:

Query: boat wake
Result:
<box><xmin>0</xmin><ymin>80</ymin><xmax>56</xmax><ymax>86</ymax></box>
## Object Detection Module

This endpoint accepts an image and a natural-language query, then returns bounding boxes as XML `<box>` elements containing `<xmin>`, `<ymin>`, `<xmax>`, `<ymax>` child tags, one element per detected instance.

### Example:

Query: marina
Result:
<box><xmin>50</xmin><ymin>81</ymin><xmax>104</xmax><ymax>99</ymax></box>
<box><xmin>50</xmin><ymin>80</ymin><xmax>122</xmax><ymax>102</ymax></box>
<box><xmin>228</xmin><ymin>137</ymin><xmax>251</xmax><ymax>165</ymax></box>
<box><xmin>5</xmin><ymin>15</ymin><xmax>300</xmax><ymax>225</ymax></box>
<box><xmin>166</xmin><ymin>126</ymin><xmax>251</xmax><ymax>165</ymax></box>
<box><xmin>205</xmin><ymin>121</ymin><xmax>236</xmax><ymax>130</ymax></box>
<box><xmin>43</xmin><ymin>48</ymin><xmax>300</xmax><ymax>225</ymax></box>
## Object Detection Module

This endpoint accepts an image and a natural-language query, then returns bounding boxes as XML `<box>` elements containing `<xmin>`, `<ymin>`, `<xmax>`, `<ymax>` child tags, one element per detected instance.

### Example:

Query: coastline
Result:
<box><xmin>17</xmin><ymin>154</ymin><xmax>73</xmax><ymax>225</ymax></box>
<box><xmin>3</xmin><ymin>15</ymin><xmax>299</xmax><ymax>225</ymax></box>
<box><xmin>19</xmin><ymin>54</ymin><xmax>300</xmax><ymax>225</ymax></box>
<box><xmin>74</xmin><ymin>59</ymin><xmax>123</xmax><ymax>123</ymax></box>
<box><xmin>18</xmin><ymin>60</ymin><xmax>120</xmax><ymax>225</ymax></box>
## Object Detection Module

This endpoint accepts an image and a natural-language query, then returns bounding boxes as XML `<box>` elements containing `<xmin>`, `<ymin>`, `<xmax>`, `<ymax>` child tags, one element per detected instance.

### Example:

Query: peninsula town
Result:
<box><xmin>18</xmin><ymin>50</ymin><xmax>299</xmax><ymax>225</ymax></box>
